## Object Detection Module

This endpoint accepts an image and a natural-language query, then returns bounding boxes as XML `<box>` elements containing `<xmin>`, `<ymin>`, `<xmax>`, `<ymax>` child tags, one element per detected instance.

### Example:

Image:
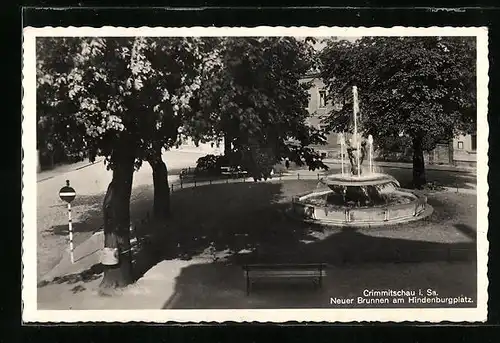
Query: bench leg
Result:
<box><xmin>246</xmin><ymin>271</ymin><xmax>250</xmax><ymax>296</ymax></box>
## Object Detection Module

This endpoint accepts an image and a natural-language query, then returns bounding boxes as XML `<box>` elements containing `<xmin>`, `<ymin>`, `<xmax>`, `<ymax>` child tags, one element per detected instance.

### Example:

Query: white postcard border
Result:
<box><xmin>22</xmin><ymin>26</ymin><xmax>489</xmax><ymax>323</ymax></box>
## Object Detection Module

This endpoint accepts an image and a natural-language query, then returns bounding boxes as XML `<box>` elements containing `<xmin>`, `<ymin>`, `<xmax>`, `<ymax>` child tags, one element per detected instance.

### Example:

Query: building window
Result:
<box><xmin>471</xmin><ymin>134</ymin><xmax>477</xmax><ymax>151</ymax></box>
<box><xmin>319</xmin><ymin>89</ymin><xmax>327</xmax><ymax>108</ymax></box>
<box><xmin>457</xmin><ymin>141</ymin><xmax>464</xmax><ymax>150</ymax></box>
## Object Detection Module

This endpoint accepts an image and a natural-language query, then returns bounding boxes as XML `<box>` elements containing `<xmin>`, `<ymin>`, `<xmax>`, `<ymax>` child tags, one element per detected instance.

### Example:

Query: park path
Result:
<box><xmin>36</xmin><ymin>153</ymin><xmax>477</xmax><ymax>281</ymax></box>
<box><xmin>36</xmin><ymin>149</ymin><xmax>213</xmax><ymax>280</ymax></box>
<box><xmin>39</xmin><ymin>165</ymin><xmax>477</xmax><ymax>284</ymax></box>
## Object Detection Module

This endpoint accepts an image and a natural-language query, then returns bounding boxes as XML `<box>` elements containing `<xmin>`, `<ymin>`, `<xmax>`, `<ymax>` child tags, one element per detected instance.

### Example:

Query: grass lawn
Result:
<box><xmin>161</xmin><ymin>180</ymin><xmax>477</xmax><ymax>264</ymax></box>
<box><xmin>159</xmin><ymin>180</ymin><xmax>478</xmax><ymax>309</ymax></box>
<box><xmin>37</xmin><ymin>179</ymin><xmax>479</xmax><ymax>310</ymax></box>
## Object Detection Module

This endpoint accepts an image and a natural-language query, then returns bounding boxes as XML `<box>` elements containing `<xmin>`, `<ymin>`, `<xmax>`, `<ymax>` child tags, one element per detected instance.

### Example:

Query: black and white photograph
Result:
<box><xmin>22</xmin><ymin>26</ymin><xmax>489</xmax><ymax>322</ymax></box>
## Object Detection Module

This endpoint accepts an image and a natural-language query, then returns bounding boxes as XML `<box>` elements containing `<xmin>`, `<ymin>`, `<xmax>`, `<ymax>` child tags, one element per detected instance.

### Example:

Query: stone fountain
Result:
<box><xmin>290</xmin><ymin>86</ymin><xmax>433</xmax><ymax>227</ymax></box>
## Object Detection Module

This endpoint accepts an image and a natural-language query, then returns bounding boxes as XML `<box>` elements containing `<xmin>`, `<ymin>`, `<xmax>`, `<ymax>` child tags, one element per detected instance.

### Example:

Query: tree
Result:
<box><xmin>36</xmin><ymin>38</ymin><xmax>88</xmax><ymax>169</ymax></box>
<box><xmin>187</xmin><ymin>37</ymin><xmax>328</xmax><ymax>179</ymax></box>
<box><xmin>37</xmin><ymin>36</ymin><xmax>329</xmax><ymax>291</ymax></box>
<box><xmin>319</xmin><ymin>36</ymin><xmax>476</xmax><ymax>188</ymax></box>
<box><xmin>37</xmin><ymin>37</ymin><xmax>206</xmax><ymax>291</ymax></box>
<box><xmin>132</xmin><ymin>37</ymin><xmax>206</xmax><ymax>220</ymax></box>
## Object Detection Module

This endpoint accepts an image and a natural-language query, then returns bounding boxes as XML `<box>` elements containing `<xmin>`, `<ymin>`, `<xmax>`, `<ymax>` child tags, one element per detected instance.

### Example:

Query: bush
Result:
<box><xmin>423</xmin><ymin>181</ymin><xmax>446</xmax><ymax>192</ymax></box>
<box><xmin>195</xmin><ymin>154</ymin><xmax>230</xmax><ymax>176</ymax></box>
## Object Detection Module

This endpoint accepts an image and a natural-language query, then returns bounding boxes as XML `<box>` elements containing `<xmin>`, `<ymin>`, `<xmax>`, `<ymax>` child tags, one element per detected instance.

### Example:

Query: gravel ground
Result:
<box><xmin>36</xmin><ymin>149</ymin><xmax>212</xmax><ymax>280</ymax></box>
<box><xmin>36</xmin><ymin>178</ymin><xmax>479</xmax><ymax>311</ymax></box>
<box><xmin>37</xmin><ymin>259</ymin><xmax>477</xmax><ymax>310</ymax></box>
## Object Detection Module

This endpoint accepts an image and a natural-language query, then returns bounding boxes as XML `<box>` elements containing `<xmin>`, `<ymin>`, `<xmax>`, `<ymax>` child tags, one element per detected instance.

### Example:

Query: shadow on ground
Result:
<box><xmin>45</xmin><ymin>184</ymin><xmax>161</xmax><ymax>237</ymax></box>
<box><xmin>37</xmin><ymin>263</ymin><xmax>104</xmax><ymax>293</ymax></box>
<box><xmin>38</xmin><ymin>180</ymin><xmax>478</xmax><ymax>308</ymax></box>
<box><xmin>38</xmin><ymin>183</ymin><xmax>162</xmax><ymax>289</ymax></box>
<box><xmin>157</xmin><ymin>182</ymin><xmax>477</xmax><ymax>309</ymax></box>
<box><xmin>46</xmin><ymin>193</ymin><xmax>105</xmax><ymax>236</ymax></box>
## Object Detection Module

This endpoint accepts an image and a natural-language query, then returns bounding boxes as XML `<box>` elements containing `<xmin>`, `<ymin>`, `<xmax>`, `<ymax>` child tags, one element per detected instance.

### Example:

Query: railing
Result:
<box><xmin>170</xmin><ymin>170</ymin><xmax>470</xmax><ymax>195</ymax></box>
<box><xmin>170</xmin><ymin>171</ymin><xmax>331</xmax><ymax>193</ymax></box>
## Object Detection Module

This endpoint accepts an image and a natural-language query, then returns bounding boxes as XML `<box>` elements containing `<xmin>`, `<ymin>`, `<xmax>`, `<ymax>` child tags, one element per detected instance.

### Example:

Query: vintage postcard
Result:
<box><xmin>22</xmin><ymin>26</ymin><xmax>489</xmax><ymax>323</ymax></box>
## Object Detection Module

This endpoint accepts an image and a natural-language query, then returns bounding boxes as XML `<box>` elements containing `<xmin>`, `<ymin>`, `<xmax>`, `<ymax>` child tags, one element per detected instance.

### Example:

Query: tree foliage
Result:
<box><xmin>319</xmin><ymin>36</ymin><xmax>476</xmax><ymax>187</ymax></box>
<box><xmin>36</xmin><ymin>36</ymin><xmax>209</xmax><ymax>289</ymax></box>
<box><xmin>37</xmin><ymin>37</ymin><xmax>207</xmax><ymax>169</ymax></box>
<box><xmin>36</xmin><ymin>38</ymin><xmax>87</xmax><ymax>163</ymax></box>
<box><xmin>37</xmin><ymin>36</ymin><xmax>329</xmax><ymax>288</ymax></box>
<box><xmin>188</xmin><ymin>37</ymin><xmax>328</xmax><ymax>179</ymax></box>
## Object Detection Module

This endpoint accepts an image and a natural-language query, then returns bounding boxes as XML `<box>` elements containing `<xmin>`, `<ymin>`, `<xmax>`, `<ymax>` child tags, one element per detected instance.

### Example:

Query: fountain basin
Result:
<box><xmin>290</xmin><ymin>188</ymin><xmax>433</xmax><ymax>227</ymax></box>
<box><xmin>321</xmin><ymin>173</ymin><xmax>400</xmax><ymax>187</ymax></box>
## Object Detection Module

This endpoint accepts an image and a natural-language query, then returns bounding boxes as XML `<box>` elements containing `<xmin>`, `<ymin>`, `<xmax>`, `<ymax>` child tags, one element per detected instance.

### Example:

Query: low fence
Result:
<box><xmin>170</xmin><ymin>171</ymin><xmax>332</xmax><ymax>193</ymax></box>
<box><xmin>169</xmin><ymin>170</ymin><xmax>474</xmax><ymax>195</ymax></box>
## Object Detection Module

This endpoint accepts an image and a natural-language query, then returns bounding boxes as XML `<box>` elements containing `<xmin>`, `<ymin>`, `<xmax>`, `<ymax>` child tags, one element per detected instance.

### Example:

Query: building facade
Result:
<box><xmin>302</xmin><ymin>75</ymin><xmax>341</xmax><ymax>158</ymax></box>
<box><xmin>303</xmin><ymin>74</ymin><xmax>477</xmax><ymax>167</ymax></box>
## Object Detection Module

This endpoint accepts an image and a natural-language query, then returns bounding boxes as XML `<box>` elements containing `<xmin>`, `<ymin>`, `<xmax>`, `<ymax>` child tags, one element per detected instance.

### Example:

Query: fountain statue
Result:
<box><xmin>346</xmin><ymin>136</ymin><xmax>366</xmax><ymax>176</ymax></box>
<box><xmin>290</xmin><ymin>86</ymin><xmax>433</xmax><ymax>227</ymax></box>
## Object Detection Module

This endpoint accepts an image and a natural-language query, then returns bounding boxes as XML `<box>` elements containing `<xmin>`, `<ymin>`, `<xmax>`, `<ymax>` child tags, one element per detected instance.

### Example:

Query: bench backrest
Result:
<box><xmin>243</xmin><ymin>263</ymin><xmax>326</xmax><ymax>271</ymax></box>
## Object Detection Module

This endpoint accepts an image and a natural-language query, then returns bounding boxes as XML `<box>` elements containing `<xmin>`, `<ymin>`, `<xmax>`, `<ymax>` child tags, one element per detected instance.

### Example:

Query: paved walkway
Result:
<box><xmin>36</xmin><ymin>169</ymin><xmax>478</xmax><ymax>311</ymax></box>
<box><xmin>39</xmin><ymin>172</ymin><xmax>476</xmax><ymax>284</ymax></box>
<box><xmin>36</xmin><ymin>149</ymin><xmax>211</xmax><ymax>280</ymax></box>
<box><xmin>38</xmin><ymin>255</ymin><xmax>476</xmax><ymax>310</ymax></box>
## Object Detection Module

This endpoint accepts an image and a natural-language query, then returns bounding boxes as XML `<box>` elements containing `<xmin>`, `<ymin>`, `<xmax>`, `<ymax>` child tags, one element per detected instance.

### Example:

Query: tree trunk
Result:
<box><xmin>148</xmin><ymin>151</ymin><xmax>171</xmax><ymax>220</ymax></box>
<box><xmin>412</xmin><ymin>135</ymin><xmax>426</xmax><ymax>189</ymax></box>
<box><xmin>448</xmin><ymin>139</ymin><xmax>454</xmax><ymax>165</ymax></box>
<box><xmin>36</xmin><ymin>149</ymin><xmax>41</xmax><ymax>173</ymax></box>
<box><xmin>224</xmin><ymin>131</ymin><xmax>232</xmax><ymax>157</ymax></box>
<box><xmin>99</xmin><ymin>148</ymin><xmax>135</xmax><ymax>294</ymax></box>
<box><xmin>49</xmin><ymin>150</ymin><xmax>55</xmax><ymax>170</ymax></box>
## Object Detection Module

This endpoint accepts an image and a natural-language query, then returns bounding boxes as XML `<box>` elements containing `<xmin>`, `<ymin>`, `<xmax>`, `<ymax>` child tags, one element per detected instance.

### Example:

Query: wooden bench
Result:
<box><xmin>242</xmin><ymin>263</ymin><xmax>326</xmax><ymax>295</ymax></box>
<box><xmin>221</xmin><ymin>166</ymin><xmax>248</xmax><ymax>177</ymax></box>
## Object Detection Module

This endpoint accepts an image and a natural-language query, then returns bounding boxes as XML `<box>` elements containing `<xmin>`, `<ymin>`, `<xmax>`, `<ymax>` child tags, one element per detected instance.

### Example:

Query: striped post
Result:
<box><xmin>67</xmin><ymin>202</ymin><xmax>74</xmax><ymax>264</ymax></box>
<box><xmin>59</xmin><ymin>180</ymin><xmax>76</xmax><ymax>264</ymax></box>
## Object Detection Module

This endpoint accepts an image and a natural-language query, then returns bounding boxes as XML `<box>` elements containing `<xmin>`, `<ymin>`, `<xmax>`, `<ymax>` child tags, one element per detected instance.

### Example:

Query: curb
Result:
<box><xmin>73</xmin><ymin>158</ymin><xmax>105</xmax><ymax>171</ymax></box>
<box><xmin>39</xmin><ymin>230</ymin><xmax>104</xmax><ymax>284</ymax></box>
<box><xmin>37</xmin><ymin>158</ymin><xmax>105</xmax><ymax>183</ymax></box>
